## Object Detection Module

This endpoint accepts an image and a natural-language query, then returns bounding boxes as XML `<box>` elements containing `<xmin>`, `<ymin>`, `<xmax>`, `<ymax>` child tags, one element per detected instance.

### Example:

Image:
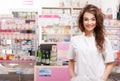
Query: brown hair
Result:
<box><xmin>78</xmin><ymin>4</ymin><xmax>105</xmax><ymax>53</ymax></box>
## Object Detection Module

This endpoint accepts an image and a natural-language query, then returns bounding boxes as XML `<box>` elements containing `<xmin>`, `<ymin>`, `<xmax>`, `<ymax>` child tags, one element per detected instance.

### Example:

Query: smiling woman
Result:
<box><xmin>78</xmin><ymin>4</ymin><xmax>105</xmax><ymax>53</ymax></box>
<box><xmin>67</xmin><ymin>4</ymin><xmax>115</xmax><ymax>81</ymax></box>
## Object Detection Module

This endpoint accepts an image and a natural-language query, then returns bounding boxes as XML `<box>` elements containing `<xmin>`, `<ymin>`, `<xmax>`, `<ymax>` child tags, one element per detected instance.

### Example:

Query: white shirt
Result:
<box><xmin>67</xmin><ymin>33</ymin><xmax>115</xmax><ymax>81</ymax></box>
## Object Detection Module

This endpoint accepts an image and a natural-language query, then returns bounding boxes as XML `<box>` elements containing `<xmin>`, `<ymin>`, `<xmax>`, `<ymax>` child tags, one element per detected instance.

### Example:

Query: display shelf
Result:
<box><xmin>13</xmin><ymin>18</ymin><xmax>36</xmax><ymax>20</ymax></box>
<box><xmin>104</xmin><ymin>19</ymin><xmax>120</xmax><ymax>81</ymax></box>
<box><xmin>37</xmin><ymin>6</ymin><xmax>82</xmax><ymax>67</ymax></box>
<box><xmin>72</xmin><ymin>7</ymin><xmax>82</xmax><ymax>10</ymax></box>
<box><xmin>42</xmin><ymin>7</ymin><xmax>72</xmax><ymax>9</ymax></box>
<box><xmin>0</xmin><ymin>60</ymin><xmax>35</xmax><ymax>63</ymax></box>
<box><xmin>12</xmin><ymin>11</ymin><xmax>37</xmax><ymax>19</ymax></box>
<box><xmin>104</xmin><ymin>19</ymin><xmax>120</xmax><ymax>80</ymax></box>
<box><xmin>42</xmin><ymin>33</ymin><xmax>71</xmax><ymax>35</ymax></box>
<box><xmin>42</xmin><ymin>26</ymin><xmax>71</xmax><ymax>35</ymax></box>
<box><xmin>0</xmin><ymin>11</ymin><xmax>38</xmax><ymax>77</ymax></box>
<box><xmin>40</xmin><ymin>7</ymin><xmax>82</xmax><ymax>44</ymax></box>
<box><xmin>104</xmin><ymin>19</ymin><xmax>120</xmax><ymax>62</ymax></box>
<box><xmin>0</xmin><ymin>18</ymin><xmax>37</xmax><ymax>60</ymax></box>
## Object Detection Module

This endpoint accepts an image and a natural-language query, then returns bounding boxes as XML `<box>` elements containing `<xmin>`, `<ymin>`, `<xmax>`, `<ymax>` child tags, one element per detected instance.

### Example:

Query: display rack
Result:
<box><xmin>39</xmin><ymin>7</ymin><xmax>82</xmax><ymax>44</ymax></box>
<box><xmin>104</xmin><ymin>19</ymin><xmax>120</xmax><ymax>81</ymax></box>
<box><xmin>104</xmin><ymin>19</ymin><xmax>120</xmax><ymax>55</ymax></box>
<box><xmin>38</xmin><ymin>7</ymin><xmax>82</xmax><ymax>67</ymax></box>
<box><xmin>0</xmin><ymin>11</ymin><xmax>38</xmax><ymax>81</ymax></box>
<box><xmin>0</xmin><ymin>17</ymin><xmax>37</xmax><ymax>62</ymax></box>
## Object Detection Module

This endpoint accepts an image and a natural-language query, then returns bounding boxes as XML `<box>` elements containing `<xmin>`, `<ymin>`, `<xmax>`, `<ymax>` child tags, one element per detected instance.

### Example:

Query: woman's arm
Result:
<box><xmin>68</xmin><ymin>59</ymin><xmax>75</xmax><ymax>78</ymax></box>
<box><xmin>102</xmin><ymin>62</ymin><xmax>114</xmax><ymax>81</ymax></box>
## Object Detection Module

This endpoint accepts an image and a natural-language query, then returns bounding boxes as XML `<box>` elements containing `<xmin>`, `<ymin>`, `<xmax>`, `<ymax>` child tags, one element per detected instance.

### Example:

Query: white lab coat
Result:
<box><xmin>67</xmin><ymin>33</ymin><xmax>115</xmax><ymax>81</ymax></box>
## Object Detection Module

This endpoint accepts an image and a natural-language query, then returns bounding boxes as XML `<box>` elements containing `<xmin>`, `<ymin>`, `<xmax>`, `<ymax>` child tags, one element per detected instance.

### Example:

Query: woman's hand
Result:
<box><xmin>101</xmin><ymin>62</ymin><xmax>114</xmax><ymax>81</ymax></box>
<box><xmin>101</xmin><ymin>78</ymin><xmax>107</xmax><ymax>81</ymax></box>
<box><xmin>70</xmin><ymin>73</ymin><xmax>75</xmax><ymax>78</ymax></box>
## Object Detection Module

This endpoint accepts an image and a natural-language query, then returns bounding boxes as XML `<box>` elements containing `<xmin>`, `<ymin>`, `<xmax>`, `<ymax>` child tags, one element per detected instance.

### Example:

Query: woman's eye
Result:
<box><xmin>92</xmin><ymin>18</ymin><xmax>96</xmax><ymax>21</ymax></box>
<box><xmin>84</xmin><ymin>18</ymin><xmax>88</xmax><ymax>21</ymax></box>
<box><xmin>83</xmin><ymin>18</ymin><xmax>96</xmax><ymax>21</ymax></box>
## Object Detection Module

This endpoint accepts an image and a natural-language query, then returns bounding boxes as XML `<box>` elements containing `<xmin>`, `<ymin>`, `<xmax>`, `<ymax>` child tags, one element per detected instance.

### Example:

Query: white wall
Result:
<box><xmin>0</xmin><ymin>0</ymin><xmax>40</xmax><ymax>14</ymax></box>
<box><xmin>39</xmin><ymin>0</ymin><xmax>59</xmax><ymax>7</ymax></box>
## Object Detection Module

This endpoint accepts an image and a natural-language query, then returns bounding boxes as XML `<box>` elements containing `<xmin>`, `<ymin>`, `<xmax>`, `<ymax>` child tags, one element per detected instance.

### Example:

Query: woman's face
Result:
<box><xmin>83</xmin><ymin>12</ymin><xmax>96</xmax><ymax>33</ymax></box>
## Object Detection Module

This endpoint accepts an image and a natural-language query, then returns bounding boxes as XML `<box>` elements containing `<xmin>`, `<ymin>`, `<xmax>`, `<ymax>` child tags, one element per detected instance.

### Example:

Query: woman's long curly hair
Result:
<box><xmin>78</xmin><ymin>4</ymin><xmax>105</xmax><ymax>53</ymax></box>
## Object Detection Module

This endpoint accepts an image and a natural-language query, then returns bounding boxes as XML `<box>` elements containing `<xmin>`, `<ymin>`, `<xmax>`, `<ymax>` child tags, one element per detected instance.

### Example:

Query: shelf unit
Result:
<box><xmin>0</xmin><ymin>18</ymin><xmax>37</xmax><ymax>62</ymax></box>
<box><xmin>104</xmin><ymin>19</ymin><xmax>120</xmax><ymax>80</ymax></box>
<box><xmin>0</xmin><ymin>11</ymin><xmax>38</xmax><ymax>81</ymax></box>
<box><xmin>37</xmin><ymin>7</ymin><xmax>82</xmax><ymax>67</ymax></box>
<box><xmin>104</xmin><ymin>19</ymin><xmax>120</xmax><ymax>54</ymax></box>
<box><xmin>39</xmin><ymin>7</ymin><xmax>82</xmax><ymax>44</ymax></box>
<box><xmin>104</xmin><ymin>19</ymin><xmax>120</xmax><ymax>63</ymax></box>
